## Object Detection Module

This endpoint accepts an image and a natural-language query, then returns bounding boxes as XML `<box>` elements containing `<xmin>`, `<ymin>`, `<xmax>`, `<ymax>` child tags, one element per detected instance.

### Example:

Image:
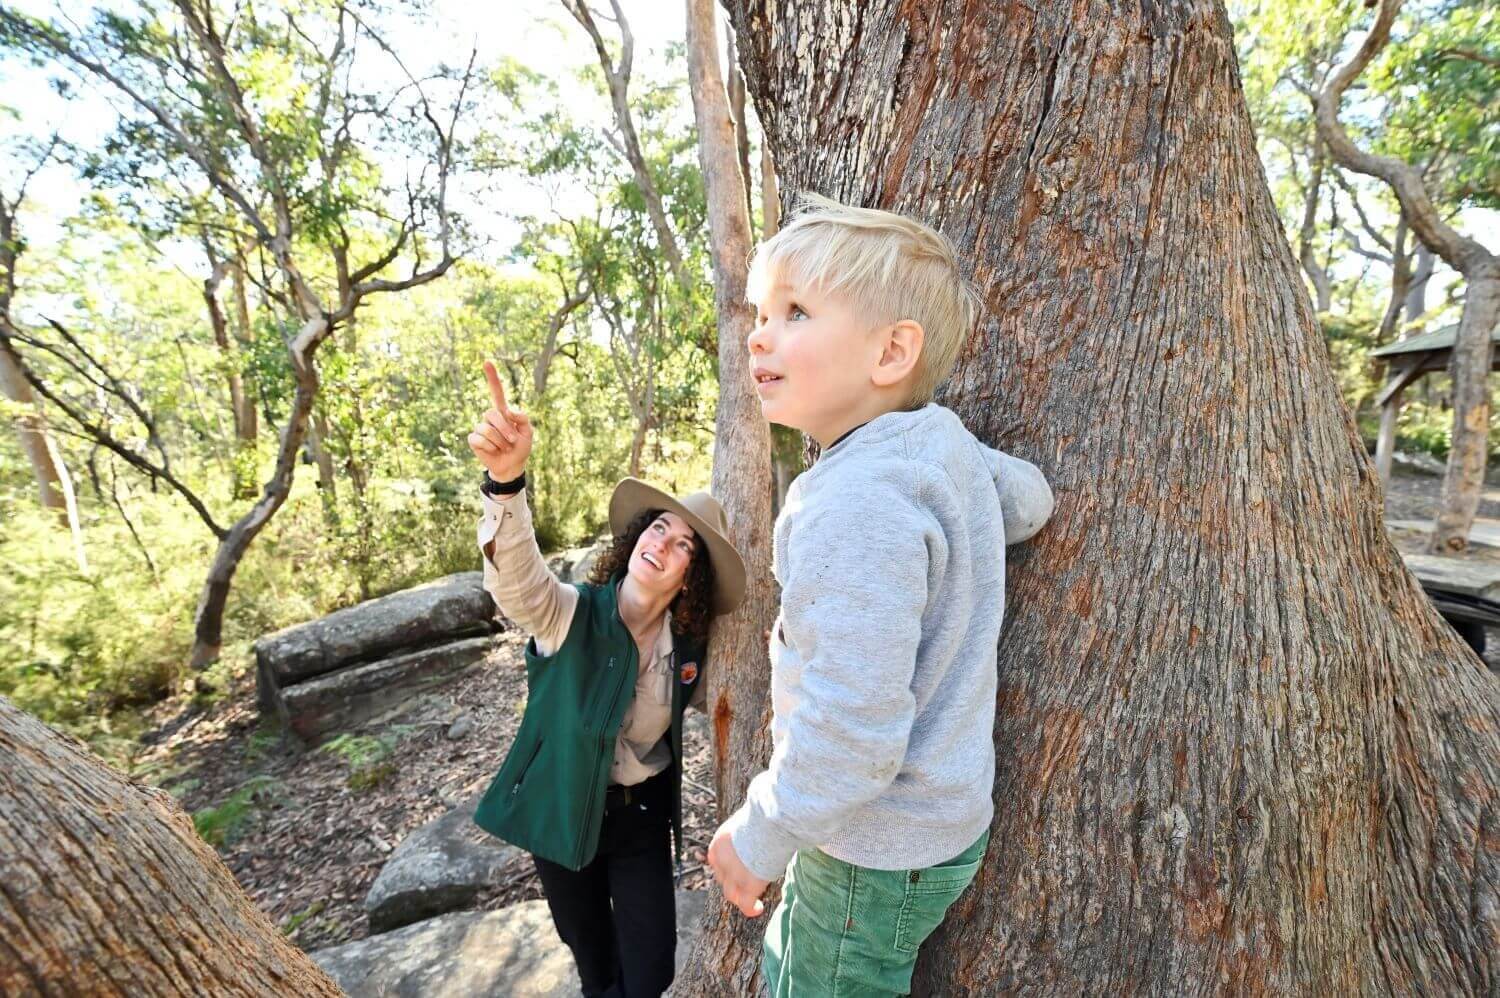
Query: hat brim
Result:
<box><xmin>608</xmin><ymin>478</ymin><xmax>747</xmax><ymax>616</ymax></box>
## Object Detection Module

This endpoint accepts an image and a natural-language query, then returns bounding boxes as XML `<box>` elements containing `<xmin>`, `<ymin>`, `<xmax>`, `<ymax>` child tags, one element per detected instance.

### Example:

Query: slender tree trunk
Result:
<box><xmin>760</xmin><ymin>143</ymin><xmax>780</xmax><ymax>239</ymax></box>
<box><xmin>0</xmin><ymin>698</ymin><xmax>342</xmax><ymax>995</ymax></box>
<box><xmin>0</xmin><ymin>333</ymin><xmax>66</xmax><ymax>511</ymax></box>
<box><xmin>693</xmin><ymin>2</ymin><xmax>1500</xmax><ymax>993</ymax></box>
<box><xmin>677</xmin><ymin>1</ymin><xmax>781</xmax><ymax>991</ymax></box>
<box><xmin>727</xmin><ymin>32</ymin><xmax>756</xmax><ymax>232</ymax></box>
<box><xmin>1298</xmin><ymin>141</ymin><xmax>1333</xmax><ymax>313</ymax></box>
<box><xmin>1405</xmin><ymin>243</ymin><xmax>1435</xmax><ymax>336</ymax></box>
<box><xmin>203</xmin><ymin>257</ymin><xmax>251</xmax><ymax>444</ymax></box>
<box><xmin>190</xmin><ymin>316</ymin><xmax>330</xmax><ymax>668</ymax></box>
<box><xmin>230</xmin><ymin>250</ymin><xmax>258</xmax><ymax>443</ymax></box>
<box><xmin>1432</xmin><ymin>272</ymin><xmax>1500</xmax><ymax>551</ymax></box>
<box><xmin>1</xmin><ymin>207</ymin><xmax>68</xmax><ymax>513</ymax></box>
<box><xmin>1374</xmin><ymin>216</ymin><xmax>1411</xmax><ymax>347</ymax></box>
<box><xmin>308</xmin><ymin>408</ymin><xmax>338</xmax><ymax>500</ymax></box>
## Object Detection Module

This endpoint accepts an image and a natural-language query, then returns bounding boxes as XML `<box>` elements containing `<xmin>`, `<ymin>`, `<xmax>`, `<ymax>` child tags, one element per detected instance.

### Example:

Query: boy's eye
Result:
<box><xmin>789</xmin><ymin>304</ymin><xmax>807</xmax><ymax>320</ymax></box>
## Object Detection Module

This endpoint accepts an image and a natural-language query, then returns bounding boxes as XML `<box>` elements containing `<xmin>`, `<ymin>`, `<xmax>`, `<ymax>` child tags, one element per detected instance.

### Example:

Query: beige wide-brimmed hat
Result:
<box><xmin>608</xmin><ymin>478</ymin><xmax>746</xmax><ymax>615</ymax></box>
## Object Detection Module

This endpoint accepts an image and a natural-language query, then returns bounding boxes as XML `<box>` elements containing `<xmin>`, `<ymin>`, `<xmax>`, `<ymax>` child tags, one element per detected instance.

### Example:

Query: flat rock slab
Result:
<box><xmin>281</xmin><ymin>636</ymin><xmax>494</xmax><ymax>743</ymax></box>
<box><xmin>256</xmin><ymin>571</ymin><xmax>496</xmax><ymax>689</ymax></box>
<box><xmin>365</xmin><ymin>797</ymin><xmax>523</xmax><ymax>933</ymax></box>
<box><xmin>1389</xmin><ymin>518</ymin><xmax>1500</xmax><ymax>550</ymax></box>
<box><xmin>314</xmin><ymin>891</ymin><xmax>708</xmax><ymax>998</ymax></box>
<box><xmin>1401</xmin><ymin>552</ymin><xmax>1500</xmax><ymax>600</ymax></box>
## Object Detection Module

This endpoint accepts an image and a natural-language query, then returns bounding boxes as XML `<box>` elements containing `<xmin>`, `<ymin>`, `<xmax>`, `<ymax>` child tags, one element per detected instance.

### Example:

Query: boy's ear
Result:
<box><xmin>870</xmin><ymin>319</ymin><xmax>925</xmax><ymax>388</ymax></box>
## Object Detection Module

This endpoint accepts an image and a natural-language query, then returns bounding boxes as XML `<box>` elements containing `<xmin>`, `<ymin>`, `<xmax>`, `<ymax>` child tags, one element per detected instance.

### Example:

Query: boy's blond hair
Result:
<box><xmin>745</xmin><ymin>192</ymin><xmax>978</xmax><ymax>405</ymax></box>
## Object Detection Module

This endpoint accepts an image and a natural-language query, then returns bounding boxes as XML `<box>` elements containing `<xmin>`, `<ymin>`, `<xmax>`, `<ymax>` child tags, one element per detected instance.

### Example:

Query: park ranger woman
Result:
<box><xmin>465</xmin><ymin>360</ymin><xmax>746</xmax><ymax>998</ymax></box>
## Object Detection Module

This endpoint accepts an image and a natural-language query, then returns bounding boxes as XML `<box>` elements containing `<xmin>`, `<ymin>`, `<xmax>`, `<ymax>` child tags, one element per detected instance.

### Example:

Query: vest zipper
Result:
<box><xmin>574</xmin><ymin>642</ymin><xmax>635</xmax><ymax>869</ymax></box>
<box><xmin>510</xmin><ymin>737</ymin><xmax>544</xmax><ymax>797</ymax></box>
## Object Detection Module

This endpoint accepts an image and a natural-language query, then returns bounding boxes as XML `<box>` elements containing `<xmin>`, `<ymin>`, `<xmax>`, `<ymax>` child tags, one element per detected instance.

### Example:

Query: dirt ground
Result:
<box><xmin>133</xmin><ymin>627</ymin><xmax>720</xmax><ymax>952</ymax></box>
<box><xmin>130</xmin><ymin>465</ymin><xmax>1497</xmax><ymax>954</ymax></box>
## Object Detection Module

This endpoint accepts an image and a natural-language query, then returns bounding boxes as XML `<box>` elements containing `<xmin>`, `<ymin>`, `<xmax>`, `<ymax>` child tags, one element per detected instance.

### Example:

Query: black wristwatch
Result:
<box><xmin>481</xmin><ymin>470</ymin><xmax>526</xmax><ymax>497</ymax></box>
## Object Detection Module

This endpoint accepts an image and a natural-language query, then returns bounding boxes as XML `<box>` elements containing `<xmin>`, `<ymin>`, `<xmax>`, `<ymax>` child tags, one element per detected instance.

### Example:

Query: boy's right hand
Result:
<box><xmin>467</xmin><ymin>361</ymin><xmax>533</xmax><ymax>482</ymax></box>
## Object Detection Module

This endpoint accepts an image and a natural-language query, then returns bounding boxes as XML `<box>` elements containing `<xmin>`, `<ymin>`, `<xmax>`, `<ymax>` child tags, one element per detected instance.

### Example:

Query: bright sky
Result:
<box><xmin>1</xmin><ymin>0</ymin><xmax>706</xmax><ymax>262</ymax></box>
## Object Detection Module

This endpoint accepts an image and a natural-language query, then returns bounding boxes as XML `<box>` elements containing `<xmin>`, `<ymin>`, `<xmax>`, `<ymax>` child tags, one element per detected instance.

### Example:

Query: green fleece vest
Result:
<box><xmin>473</xmin><ymin>575</ymin><xmax>705</xmax><ymax>873</ymax></box>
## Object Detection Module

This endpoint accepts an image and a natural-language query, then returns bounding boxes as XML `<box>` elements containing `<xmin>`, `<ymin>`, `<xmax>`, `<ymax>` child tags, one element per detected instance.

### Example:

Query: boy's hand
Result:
<box><xmin>467</xmin><ymin>361</ymin><xmax>533</xmax><ymax>482</ymax></box>
<box><xmin>707</xmin><ymin>826</ymin><xmax>768</xmax><ymax>917</ymax></box>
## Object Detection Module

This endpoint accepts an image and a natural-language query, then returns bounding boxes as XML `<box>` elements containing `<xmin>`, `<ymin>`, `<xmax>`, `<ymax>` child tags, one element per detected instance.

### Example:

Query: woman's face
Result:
<box><xmin>627</xmin><ymin>512</ymin><xmax>698</xmax><ymax>601</ymax></box>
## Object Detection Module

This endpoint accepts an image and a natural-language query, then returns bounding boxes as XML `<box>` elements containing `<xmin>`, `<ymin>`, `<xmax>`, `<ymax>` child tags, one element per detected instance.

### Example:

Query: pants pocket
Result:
<box><xmin>892</xmin><ymin>847</ymin><xmax>985</xmax><ymax>955</ymax></box>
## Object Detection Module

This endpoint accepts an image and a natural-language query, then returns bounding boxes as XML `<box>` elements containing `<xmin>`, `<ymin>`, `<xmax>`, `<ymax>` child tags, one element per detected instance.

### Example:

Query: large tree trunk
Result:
<box><xmin>696</xmin><ymin>2</ymin><xmax>1500</xmax><ymax>994</ymax></box>
<box><xmin>678</xmin><ymin>2</ymin><xmax>780</xmax><ymax>993</ymax></box>
<box><xmin>0</xmin><ymin>698</ymin><xmax>342</xmax><ymax>995</ymax></box>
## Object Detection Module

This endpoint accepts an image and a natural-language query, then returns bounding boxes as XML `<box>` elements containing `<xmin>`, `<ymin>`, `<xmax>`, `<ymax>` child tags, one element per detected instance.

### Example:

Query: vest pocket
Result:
<box><xmin>510</xmin><ymin>736</ymin><xmax>545</xmax><ymax>797</ymax></box>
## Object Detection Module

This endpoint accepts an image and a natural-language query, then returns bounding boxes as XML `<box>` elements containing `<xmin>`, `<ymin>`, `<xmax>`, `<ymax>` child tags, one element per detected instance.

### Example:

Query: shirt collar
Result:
<box><xmin>612</xmin><ymin>577</ymin><xmax>677</xmax><ymax>661</ymax></box>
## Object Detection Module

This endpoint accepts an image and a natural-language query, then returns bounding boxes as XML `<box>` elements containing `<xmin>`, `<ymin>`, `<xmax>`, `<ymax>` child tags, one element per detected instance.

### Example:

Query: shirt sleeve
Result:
<box><xmin>721</xmin><ymin>473</ymin><xmax>932</xmax><ymax>881</ymax></box>
<box><xmin>983</xmin><ymin>447</ymin><xmax>1055</xmax><ymax>544</ymax></box>
<box><xmin>477</xmin><ymin>488</ymin><xmax>578</xmax><ymax>657</ymax></box>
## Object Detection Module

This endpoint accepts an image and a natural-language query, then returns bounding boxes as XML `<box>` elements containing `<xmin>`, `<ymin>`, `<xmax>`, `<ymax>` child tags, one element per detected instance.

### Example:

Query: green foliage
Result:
<box><xmin>192</xmin><ymin>775</ymin><xmax>280</xmax><ymax>848</ymax></box>
<box><xmin>0</xmin><ymin>4</ymin><xmax>717</xmax><ymax>756</ymax></box>
<box><xmin>282</xmin><ymin>900</ymin><xmax>326</xmax><ymax>937</ymax></box>
<box><xmin>321</xmin><ymin>726</ymin><xmax>413</xmax><ymax>792</ymax></box>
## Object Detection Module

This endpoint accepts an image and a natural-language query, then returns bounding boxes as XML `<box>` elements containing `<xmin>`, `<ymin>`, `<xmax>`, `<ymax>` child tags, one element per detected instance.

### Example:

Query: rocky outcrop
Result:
<box><xmin>255</xmin><ymin>572</ymin><xmax>502</xmax><ymax>742</ymax></box>
<box><xmin>313</xmin><ymin>892</ymin><xmax>708</xmax><ymax>997</ymax></box>
<box><xmin>364</xmin><ymin>797</ymin><xmax>523</xmax><ymax>933</ymax></box>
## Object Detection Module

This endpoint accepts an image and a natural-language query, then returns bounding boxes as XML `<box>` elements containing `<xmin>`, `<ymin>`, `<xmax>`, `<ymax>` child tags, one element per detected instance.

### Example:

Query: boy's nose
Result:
<box><xmin>747</xmin><ymin>324</ymin><xmax>770</xmax><ymax>355</ymax></box>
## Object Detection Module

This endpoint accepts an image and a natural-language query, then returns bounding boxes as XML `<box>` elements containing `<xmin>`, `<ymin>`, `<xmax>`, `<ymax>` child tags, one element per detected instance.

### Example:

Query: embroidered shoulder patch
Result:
<box><xmin>679</xmin><ymin>661</ymin><xmax>699</xmax><ymax>684</ymax></box>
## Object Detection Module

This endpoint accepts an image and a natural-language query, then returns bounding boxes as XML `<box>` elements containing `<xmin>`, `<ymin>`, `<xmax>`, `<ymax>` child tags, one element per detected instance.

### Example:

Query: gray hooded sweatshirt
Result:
<box><xmin>722</xmin><ymin>404</ymin><xmax>1055</xmax><ymax>879</ymax></box>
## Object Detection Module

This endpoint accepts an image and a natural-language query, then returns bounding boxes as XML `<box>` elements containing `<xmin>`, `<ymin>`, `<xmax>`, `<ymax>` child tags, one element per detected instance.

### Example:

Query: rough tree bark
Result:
<box><xmin>681</xmin><ymin>1</ymin><xmax>1500</xmax><ymax>993</ymax></box>
<box><xmin>1316</xmin><ymin>0</ymin><xmax>1500</xmax><ymax>554</ymax></box>
<box><xmin>678</xmin><ymin>1</ymin><xmax>780</xmax><ymax>992</ymax></box>
<box><xmin>0</xmin><ymin>698</ymin><xmax>343</xmax><ymax>995</ymax></box>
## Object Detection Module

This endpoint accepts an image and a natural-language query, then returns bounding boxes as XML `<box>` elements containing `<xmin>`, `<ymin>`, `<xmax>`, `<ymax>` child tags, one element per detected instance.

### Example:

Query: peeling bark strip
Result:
<box><xmin>717</xmin><ymin>1</ymin><xmax>1500</xmax><ymax>994</ymax></box>
<box><xmin>0</xmin><ymin>699</ymin><xmax>343</xmax><ymax>995</ymax></box>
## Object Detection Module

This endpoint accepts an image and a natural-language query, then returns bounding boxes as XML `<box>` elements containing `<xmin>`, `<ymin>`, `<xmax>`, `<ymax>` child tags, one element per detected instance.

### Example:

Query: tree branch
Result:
<box><xmin>1314</xmin><ymin>0</ymin><xmax>1495</xmax><ymax>273</ymax></box>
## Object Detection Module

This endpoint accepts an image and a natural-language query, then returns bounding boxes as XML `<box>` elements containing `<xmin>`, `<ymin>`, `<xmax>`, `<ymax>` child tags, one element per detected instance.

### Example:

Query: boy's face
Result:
<box><xmin>747</xmin><ymin>275</ymin><xmax>885</xmax><ymax>444</ymax></box>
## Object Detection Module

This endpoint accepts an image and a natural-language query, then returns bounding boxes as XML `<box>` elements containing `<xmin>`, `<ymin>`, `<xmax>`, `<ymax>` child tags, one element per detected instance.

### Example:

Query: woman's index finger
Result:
<box><xmin>483</xmin><ymin>361</ymin><xmax>510</xmax><ymax>415</ymax></box>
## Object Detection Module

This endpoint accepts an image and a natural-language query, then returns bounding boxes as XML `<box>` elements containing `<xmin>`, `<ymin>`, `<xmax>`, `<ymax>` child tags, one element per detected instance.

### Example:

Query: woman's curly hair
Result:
<box><xmin>588</xmin><ymin>508</ymin><xmax>717</xmax><ymax>644</ymax></box>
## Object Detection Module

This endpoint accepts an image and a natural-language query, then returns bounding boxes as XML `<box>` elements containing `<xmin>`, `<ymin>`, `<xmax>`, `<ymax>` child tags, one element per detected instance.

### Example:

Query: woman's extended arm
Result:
<box><xmin>478</xmin><ymin>489</ymin><xmax>577</xmax><ymax>657</ymax></box>
<box><xmin>469</xmin><ymin>360</ymin><xmax>577</xmax><ymax>656</ymax></box>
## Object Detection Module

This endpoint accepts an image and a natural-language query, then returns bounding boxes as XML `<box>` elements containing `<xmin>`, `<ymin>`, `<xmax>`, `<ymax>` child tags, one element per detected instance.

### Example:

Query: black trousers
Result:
<box><xmin>532</xmin><ymin>767</ymin><xmax>677</xmax><ymax>998</ymax></box>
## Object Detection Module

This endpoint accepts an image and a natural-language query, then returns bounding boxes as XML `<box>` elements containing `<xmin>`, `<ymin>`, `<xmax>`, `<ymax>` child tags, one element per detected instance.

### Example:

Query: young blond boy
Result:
<box><xmin>705</xmin><ymin>194</ymin><xmax>1055</xmax><ymax>995</ymax></box>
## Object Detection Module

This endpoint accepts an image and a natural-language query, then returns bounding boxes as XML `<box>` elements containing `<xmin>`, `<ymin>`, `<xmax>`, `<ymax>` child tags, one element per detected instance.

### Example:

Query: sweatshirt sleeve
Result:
<box><xmin>477</xmin><ymin>488</ymin><xmax>578</xmax><ymax>657</ymax></box>
<box><xmin>984</xmin><ymin>447</ymin><xmax>1055</xmax><ymax>545</ymax></box>
<box><xmin>721</xmin><ymin>471</ymin><xmax>932</xmax><ymax>881</ymax></box>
